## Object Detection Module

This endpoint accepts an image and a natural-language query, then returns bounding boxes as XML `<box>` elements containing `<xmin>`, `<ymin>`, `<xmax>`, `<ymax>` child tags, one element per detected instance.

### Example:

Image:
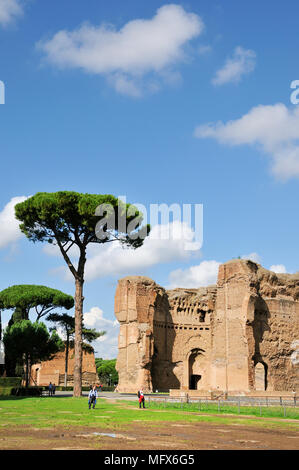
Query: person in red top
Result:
<box><xmin>137</xmin><ymin>388</ymin><xmax>145</xmax><ymax>408</ymax></box>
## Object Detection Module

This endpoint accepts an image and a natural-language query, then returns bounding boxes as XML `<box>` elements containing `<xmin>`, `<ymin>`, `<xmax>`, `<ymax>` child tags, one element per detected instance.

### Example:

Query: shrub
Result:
<box><xmin>0</xmin><ymin>377</ymin><xmax>22</xmax><ymax>396</ymax></box>
<box><xmin>0</xmin><ymin>386</ymin><xmax>14</xmax><ymax>396</ymax></box>
<box><xmin>0</xmin><ymin>377</ymin><xmax>22</xmax><ymax>387</ymax></box>
<box><xmin>11</xmin><ymin>387</ymin><xmax>43</xmax><ymax>396</ymax></box>
<box><xmin>53</xmin><ymin>386</ymin><xmax>100</xmax><ymax>392</ymax></box>
<box><xmin>52</xmin><ymin>386</ymin><xmax>73</xmax><ymax>391</ymax></box>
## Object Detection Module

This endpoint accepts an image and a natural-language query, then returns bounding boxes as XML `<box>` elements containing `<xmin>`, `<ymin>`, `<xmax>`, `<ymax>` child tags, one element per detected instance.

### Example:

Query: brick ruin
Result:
<box><xmin>30</xmin><ymin>349</ymin><xmax>98</xmax><ymax>387</ymax></box>
<box><xmin>115</xmin><ymin>259</ymin><xmax>299</xmax><ymax>394</ymax></box>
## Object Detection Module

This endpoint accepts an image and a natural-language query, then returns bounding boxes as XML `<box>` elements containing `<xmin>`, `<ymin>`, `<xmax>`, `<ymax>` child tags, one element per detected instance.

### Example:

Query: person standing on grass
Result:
<box><xmin>138</xmin><ymin>388</ymin><xmax>145</xmax><ymax>409</ymax></box>
<box><xmin>48</xmin><ymin>382</ymin><xmax>53</xmax><ymax>396</ymax></box>
<box><xmin>88</xmin><ymin>384</ymin><xmax>92</xmax><ymax>408</ymax></box>
<box><xmin>52</xmin><ymin>383</ymin><xmax>56</xmax><ymax>395</ymax></box>
<box><xmin>88</xmin><ymin>385</ymin><xmax>98</xmax><ymax>409</ymax></box>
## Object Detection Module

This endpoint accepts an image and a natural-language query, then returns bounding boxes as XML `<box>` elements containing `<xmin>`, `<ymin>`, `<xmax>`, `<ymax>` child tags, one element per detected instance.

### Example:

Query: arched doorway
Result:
<box><xmin>255</xmin><ymin>362</ymin><xmax>268</xmax><ymax>391</ymax></box>
<box><xmin>188</xmin><ymin>348</ymin><xmax>205</xmax><ymax>390</ymax></box>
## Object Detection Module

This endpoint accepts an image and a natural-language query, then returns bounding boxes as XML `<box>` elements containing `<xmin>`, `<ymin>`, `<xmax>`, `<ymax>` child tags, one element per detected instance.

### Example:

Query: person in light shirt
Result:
<box><xmin>88</xmin><ymin>385</ymin><xmax>98</xmax><ymax>409</ymax></box>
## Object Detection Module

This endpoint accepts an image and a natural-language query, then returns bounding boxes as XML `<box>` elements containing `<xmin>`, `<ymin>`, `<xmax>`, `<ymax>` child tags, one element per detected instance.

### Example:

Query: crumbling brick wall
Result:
<box><xmin>115</xmin><ymin>260</ymin><xmax>299</xmax><ymax>393</ymax></box>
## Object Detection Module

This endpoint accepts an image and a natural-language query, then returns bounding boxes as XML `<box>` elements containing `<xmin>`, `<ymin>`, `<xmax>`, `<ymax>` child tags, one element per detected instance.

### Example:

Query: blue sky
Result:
<box><xmin>0</xmin><ymin>1</ymin><xmax>299</xmax><ymax>358</ymax></box>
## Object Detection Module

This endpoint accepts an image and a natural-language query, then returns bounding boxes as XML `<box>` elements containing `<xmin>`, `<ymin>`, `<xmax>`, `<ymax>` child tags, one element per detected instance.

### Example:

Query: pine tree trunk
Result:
<box><xmin>25</xmin><ymin>354</ymin><xmax>29</xmax><ymax>388</ymax></box>
<box><xmin>64</xmin><ymin>335</ymin><xmax>69</xmax><ymax>389</ymax></box>
<box><xmin>73</xmin><ymin>278</ymin><xmax>84</xmax><ymax>397</ymax></box>
<box><xmin>0</xmin><ymin>311</ymin><xmax>3</xmax><ymax>376</ymax></box>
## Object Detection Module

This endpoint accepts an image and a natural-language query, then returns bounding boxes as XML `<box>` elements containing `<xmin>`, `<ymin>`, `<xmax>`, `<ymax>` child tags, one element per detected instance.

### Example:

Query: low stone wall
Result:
<box><xmin>169</xmin><ymin>389</ymin><xmax>297</xmax><ymax>399</ymax></box>
<box><xmin>169</xmin><ymin>389</ymin><xmax>212</xmax><ymax>399</ymax></box>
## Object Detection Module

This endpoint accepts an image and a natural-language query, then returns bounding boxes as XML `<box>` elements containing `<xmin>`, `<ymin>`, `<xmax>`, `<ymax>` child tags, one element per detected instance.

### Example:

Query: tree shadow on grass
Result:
<box><xmin>0</xmin><ymin>394</ymin><xmax>80</xmax><ymax>401</ymax></box>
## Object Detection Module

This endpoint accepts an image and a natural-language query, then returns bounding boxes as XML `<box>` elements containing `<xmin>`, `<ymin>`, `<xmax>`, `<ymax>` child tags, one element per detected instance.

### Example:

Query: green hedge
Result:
<box><xmin>0</xmin><ymin>377</ymin><xmax>22</xmax><ymax>387</ymax></box>
<box><xmin>52</xmin><ymin>386</ymin><xmax>95</xmax><ymax>392</ymax></box>
<box><xmin>0</xmin><ymin>386</ymin><xmax>14</xmax><ymax>396</ymax></box>
<box><xmin>53</xmin><ymin>386</ymin><xmax>73</xmax><ymax>391</ymax></box>
<box><xmin>0</xmin><ymin>378</ymin><xmax>22</xmax><ymax>396</ymax></box>
<box><xmin>0</xmin><ymin>383</ymin><xmax>117</xmax><ymax>396</ymax></box>
<box><xmin>45</xmin><ymin>385</ymin><xmax>116</xmax><ymax>392</ymax></box>
<box><xmin>51</xmin><ymin>386</ymin><xmax>116</xmax><ymax>392</ymax></box>
<box><xmin>11</xmin><ymin>387</ymin><xmax>43</xmax><ymax>396</ymax></box>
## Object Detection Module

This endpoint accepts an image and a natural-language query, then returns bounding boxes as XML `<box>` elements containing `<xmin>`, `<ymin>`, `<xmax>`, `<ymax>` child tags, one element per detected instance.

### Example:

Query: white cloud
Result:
<box><xmin>84</xmin><ymin>220</ymin><xmax>201</xmax><ymax>281</ymax></box>
<box><xmin>44</xmin><ymin>220</ymin><xmax>202</xmax><ymax>282</ymax></box>
<box><xmin>83</xmin><ymin>306</ymin><xmax>119</xmax><ymax>359</ymax></box>
<box><xmin>212</xmin><ymin>46</ymin><xmax>256</xmax><ymax>85</ymax></box>
<box><xmin>108</xmin><ymin>73</ymin><xmax>142</xmax><ymax>98</ymax></box>
<box><xmin>50</xmin><ymin>306</ymin><xmax>119</xmax><ymax>359</ymax></box>
<box><xmin>0</xmin><ymin>0</ymin><xmax>23</xmax><ymax>26</ymax></box>
<box><xmin>241</xmin><ymin>252</ymin><xmax>261</xmax><ymax>264</ymax></box>
<box><xmin>194</xmin><ymin>102</ymin><xmax>299</xmax><ymax>180</ymax></box>
<box><xmin>37</xmin><ymin>4</ymin><xmax>204</xmax><ymax>96</ymax></box>
<box><xmin>166</xmin><ymin>254</ymin><xmax>288</xmax><ymax>289</ymax></box>
<box><xmin>167</xmin><ymin>260</ymin><xmax>221</xmax><ymax>289</ymax></box>
<box><xmin>270</xmin><ymin>264</ymin><xmax>287</xmax><ymax>274</ymax></box>
<box><xmin>0</xmin><ymin>196</ymin><xmax>28</xmax><ymax>249</ymax></box>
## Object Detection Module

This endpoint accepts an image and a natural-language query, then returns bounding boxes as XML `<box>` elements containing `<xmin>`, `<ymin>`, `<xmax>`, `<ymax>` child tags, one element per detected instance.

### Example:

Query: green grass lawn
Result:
<box><xmin>0</xmin><ymin>396</ymin><xmax>298</xmax><ymax>433</ymax></box>
<box><xmin>144</xmin><ymin>399</ymin><xmax>299</xmax><ymax>420</ymax></box>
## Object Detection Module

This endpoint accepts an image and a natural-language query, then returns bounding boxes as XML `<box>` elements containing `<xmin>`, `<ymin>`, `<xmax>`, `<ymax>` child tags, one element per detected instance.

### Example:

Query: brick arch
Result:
<box><xmin>254</xmin><ymin>361</ymin><xmax>268</xmax><ymax>391</ymax></box>
<box><xmin>182</xmin><ymin>336</ymin><xmax>211</xmax><ymax>390</ymax></box>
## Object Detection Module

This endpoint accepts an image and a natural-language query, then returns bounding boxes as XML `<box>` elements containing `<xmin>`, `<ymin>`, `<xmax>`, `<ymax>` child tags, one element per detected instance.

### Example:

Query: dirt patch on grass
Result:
<box><xmin>0</xmin><ymin>419</ymin><xmax>298</xmax><ymax>450</ymax></box>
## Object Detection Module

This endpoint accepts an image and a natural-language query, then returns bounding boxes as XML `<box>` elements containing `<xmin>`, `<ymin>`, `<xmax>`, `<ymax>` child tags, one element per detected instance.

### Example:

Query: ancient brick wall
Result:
<box><xmin>114</xmin><ymin>260</ymin><xmax>299</xmax><ymax>393</ymax></box>
<box><xmin>30</xmin><ymin>349</ymin><xmax>98</xmax><ymax>387</ymax></box>
<box><xmin>151</xmin><ymin>287</ymin><xmax>216</xmax><ymax>391</ymax></box>
<box><xmin>210</xmin><ymin>260</ymin><xmax>259</xmax><ymax>392</ymax></box>
<box><xmin>115</xmin><ymin>276</ymin><xmax>165</xmax><ymax>393</ymax></box>
<box><xmin>245</xmin><ymin>267</ymin><xmax>299</xmax><ymax>392</ymax></box>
